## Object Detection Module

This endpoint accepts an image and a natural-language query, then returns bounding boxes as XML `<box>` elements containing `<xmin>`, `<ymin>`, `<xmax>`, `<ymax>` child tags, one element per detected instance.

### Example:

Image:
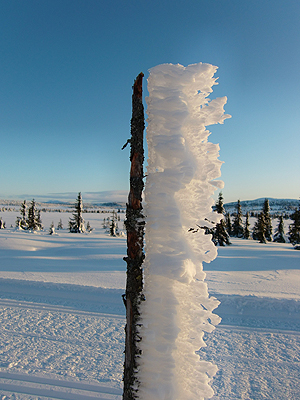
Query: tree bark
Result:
<box><xmin>123</xmin><ymin>72</ymin><xmax>145</xmax><ymax>400</ymax></box>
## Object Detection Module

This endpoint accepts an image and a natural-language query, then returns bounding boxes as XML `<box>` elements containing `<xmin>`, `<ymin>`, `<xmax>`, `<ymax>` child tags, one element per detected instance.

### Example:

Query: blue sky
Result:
<box><xmin>1</xmin><ymin>0</ymin><xmax>299</xmax><ymax>203</ymax></box>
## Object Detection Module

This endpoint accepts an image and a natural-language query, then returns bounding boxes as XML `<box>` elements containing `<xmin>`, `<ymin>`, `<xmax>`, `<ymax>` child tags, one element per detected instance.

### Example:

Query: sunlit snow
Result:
<box><xmin>0</xmin><ymin>209</ymin><xmax>299</xmax><ymax>398</ymax></box>
<box><xmin>137</xmin><ymin>63</ymin><xmax>230</xmax><ymax>400</ymax></box>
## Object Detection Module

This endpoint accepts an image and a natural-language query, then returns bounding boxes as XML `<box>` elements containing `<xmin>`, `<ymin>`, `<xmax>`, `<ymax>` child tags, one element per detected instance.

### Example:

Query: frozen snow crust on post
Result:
<box><xmin>137</xmin><ymin>63</ymin><xmax>231</xmax><ymax>400</ymax></box>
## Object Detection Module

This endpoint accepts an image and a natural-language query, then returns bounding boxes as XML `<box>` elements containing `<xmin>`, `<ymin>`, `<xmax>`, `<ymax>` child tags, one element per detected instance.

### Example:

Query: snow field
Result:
<box><xmin>0</xmin><ymin>299</ymin><xmax>124</xmax><ymax>399</ymax></box>
<box><xmin>201</xmin><ymin>326</ymin><xmax>300</xmax><ymax>400</ymax></box>
<box><xmin>0</xmin><ymin>209</ymin><xmax>126</xmax><ymax>399</ymax></box>
<box><xmin>203</xmin><ymin>237</ymin><xmax>300</xmax><ymax>400</ymax></box>
<box><xmin>0</xmin><ymin>209</ymin><xmax>299</xmax><ymax>398</ymax></box>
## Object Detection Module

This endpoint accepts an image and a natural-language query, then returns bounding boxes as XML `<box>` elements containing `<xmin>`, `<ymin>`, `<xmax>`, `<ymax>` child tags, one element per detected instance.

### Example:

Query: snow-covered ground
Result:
<box><xmin>0</xmin><ymin>210</ymin><xmax>299</xmax><ymax>399</ymax></box>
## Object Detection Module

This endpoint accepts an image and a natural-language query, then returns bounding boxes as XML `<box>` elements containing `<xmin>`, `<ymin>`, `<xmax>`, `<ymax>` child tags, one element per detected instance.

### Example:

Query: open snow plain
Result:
<box><xmin>0</xmin><ymin>210</ymin><xmax>299</xmax><ymax>399</ymax></box>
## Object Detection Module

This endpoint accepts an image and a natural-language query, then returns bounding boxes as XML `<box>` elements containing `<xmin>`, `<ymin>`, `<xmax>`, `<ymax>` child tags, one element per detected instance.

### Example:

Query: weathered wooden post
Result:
<box><xmin>123</xmin><ymin>72</ymin><xmax>145</xmax><ymax>400</ymax></box>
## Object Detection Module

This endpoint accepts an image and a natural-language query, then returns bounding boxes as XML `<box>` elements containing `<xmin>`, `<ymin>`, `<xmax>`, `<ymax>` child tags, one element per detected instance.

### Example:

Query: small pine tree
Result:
<box><xmin>215</xmin><ymin>192</ymin><xmax>225</xmax><ymax>214</ymax></box>
<box><xmin>109</xmin><ymin>210</ymin><xmax>119</xmax><ymax>236</ymax></box>
<box><xmin>288</xmin><ymin>203</ymin><xmax>300</xmax><ymax>247</ymax></box>
<box><xmin>49</xmin><ymin>221</ymin><xmax>55</xmax><ymax>235</ymax></box>
<box><xmin>18</xmin><ymin>200</ymin><xmax>28</xmax><ymax>229</ymax></box>
<box><xmin>27</xmin><ymin>199</ymin><xmax>40</xmax><ymax>231</ymax></box>
<box><xmin>86</xmin><ymin>221</ymin><xmax>93</xmax><ymax>232</ymax></box>
<box><xmin>232</xmin><ymin>200</ymin><xmax>244</xmax><ymax>238</ymax></box>
<box><xmin>263</xmin><ymin>199</ymin><xmax>272</xmax><ymax>241</ymax></box>
<box><xmin>57</xmin><ymin>219</ymin><xmax>63</xmax><ymax>230</ymax></box>
<box><xmin>212</xmin><ymin>192</ymin><xmax>231</xmax><ymax>246</ymax></box>
<box><xmin>36</xmin><ymin>209</ymin><xmax>43</xmax><ymax>230</ymax></box>
<box><xmin>273</xmin><ymin>215</ymin><xmax>286</xmax><ymax>243</ymax></box>
<box><xmin>252</xmin><ymin>212</ymin><xmax>266</xmax><ymax>243</ymax></box>
<box><xmin>243</xmin><ymin>212</ymin><xmax>251</xmax><ymax>239</ymax></box>
<box><xmin>110</xmin><ymin>218</ymin><xmax>117</xmax><ymax>236</ymax></box>
<box><xmin>15</xmin><ymin>216</ymin><xmax>22</xmax><ymax>229</ymax></box>
<box><xmin>69</xmin><ymin>192</ymin><xmax>85</xmax><ymax>233</ymax></box>
<box><xmin>20</xmin><ymin>200</ymin><xmax>26</xmax><ymax>220</ymax></box>
<box><xmin>225</xmin><ymin>212</ymin><xmax>232</xmax><ymax>236</ymax></box>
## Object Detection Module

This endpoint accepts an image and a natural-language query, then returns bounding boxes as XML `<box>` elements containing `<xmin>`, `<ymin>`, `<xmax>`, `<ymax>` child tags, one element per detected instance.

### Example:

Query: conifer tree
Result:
<box><xmin>109</xmin><ymin>211</ymin><xmax>118</xmax><ymax>236</ymax></box>
<box><xmin>232</xmin><ymin>200</ymin><xmax>244</xmax><ymax>238</ymax></box>
<box><xmin>263</xmin><ymin>199</ymin><xmax>272</xmax><ymax>241</ymax></box>
<box><xmin>19</xmin><ymin>200</ymin><xmax>28</xmax><ymax>229</ymax></box>
<box><xmin>20</xmin><ymin>200</ymin><xmax>26</xmax><ymax>221</ymax></box>
<box><xmin>110</xmin><ymin>218</ymin><xmax>117</xmax><ymax>236</ymax></box>
<box><xmin>0</xmin><ymin>218</ymin><xmax>5</xmax><ymax>229</ymax></box>
<box><xmin>86</xmin><ymin>221</ymin><xmax>92</xmax><ymax>232</ymax></box>
<box><xmin>273</xmin><ymin>215</ymin><xmax>286</xmax><ymax>243</ymax></box>
<box><xmin>49</xmin><ymin>221</ymin><xmax>55</xmax><ymax>235</ymax></box>
<box><xmin>288</xmin><ymin>203</ymin><xmax>300</xmax><ymax>247</ymax></box>
<box><xmin>36</xmin><ymin>209</ymin><xmax>43</xmax><ymax>230</ymax></box>
<box><xmin>225</xmin><ymin>212</ymin><xmax>232</xmax><ymax>236</ymax></box>
<box><xmin>57</xmin><ymin>219</ymin><xmax>63</xmax><ymax>230</ymax></box>
<box><xmin>252</xmin><ymin>211</ymin><xmax>266</xmax><ymax>243</ymax></box>
<box><xmin>212</xmin><ymin>192</ymin><xmax>231</xmax><ymax>246</ymax></box>
<box><xmin>15</xmin><ymin>217</ymin><xmax>22</xmax><ymax>229</ymax></box>
<box><xmin>27</xmin><ymin>199</ymin><xmax>40</xmax><ymax>231</ymax></box>
<box><xmin>69</xmin><ymin>192</ymin><xmax>85</xmax><ymax>233</ymax></box>
<box><xmin>243</xmin><ymin>211</ymin><xmax>251</xmax><ymax>239</ymax></box>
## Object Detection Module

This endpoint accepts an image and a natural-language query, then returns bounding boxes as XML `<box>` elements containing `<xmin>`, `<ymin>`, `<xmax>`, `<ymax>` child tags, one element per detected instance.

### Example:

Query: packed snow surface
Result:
<box><xmin>137</xmin><ymin>63</ymin><xmax>230</xmax><ymax>400</ymax></box>
<box><xmin>0</xmin><ymin>210</ymin><xmax>299</xmax><ymax>399</ymax></box>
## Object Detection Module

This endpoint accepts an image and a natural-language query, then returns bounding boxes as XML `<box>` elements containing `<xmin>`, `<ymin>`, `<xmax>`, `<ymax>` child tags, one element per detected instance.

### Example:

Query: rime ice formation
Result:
<box><xmin>137</xmin><ymin>63</ymin><xmax>231</xmax><ymax>400</ymax></box>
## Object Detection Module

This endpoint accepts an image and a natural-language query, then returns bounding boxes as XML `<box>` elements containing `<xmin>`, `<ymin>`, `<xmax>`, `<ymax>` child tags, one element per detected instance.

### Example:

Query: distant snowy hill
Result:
<box><xmin>0</xmin><ymin>199</ymin><xmax>126</xmax><ymax>211</ymax></box>
<box><xmin>223</xmin><ymin>198</ymin><xmax>299</xmax><ymax>216</ymax></box>
<box><xmin>0</xmin><ymin>190</ymin><xmax>128</xmax><ymax>205</ymax></box>
<box><xmin>1</xmin><ymin>196</ymin><xmax>298</xmax><ymax>216</ymax></box>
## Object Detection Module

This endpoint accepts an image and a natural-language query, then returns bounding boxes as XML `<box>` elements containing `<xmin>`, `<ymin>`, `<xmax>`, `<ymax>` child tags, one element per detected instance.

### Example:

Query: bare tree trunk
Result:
<box><xmin>123</xmin><ymin>72</ymin><xmax>145</xmax><ymax>400</ymax></box>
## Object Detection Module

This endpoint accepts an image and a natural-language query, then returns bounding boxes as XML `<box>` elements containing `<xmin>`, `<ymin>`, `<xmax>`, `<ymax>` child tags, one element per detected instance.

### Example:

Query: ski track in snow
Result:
<box><xmin>0</xmin><ymin>211</ymin><xmax>126</xmax><ymax>399</ymax></box>
<box><xmin>0</xmin><ymin>211</ymin><xmax>299</xmax><ymax>398</ymax></box>
<box><xmin>0</xmin><ymin>294</ymin><xmax>125</xmax><ymax>399</ymax></box>
<box><xmin>201</xmin><ymin>326</ymin><xmax>300</xmax><ymax>400</ymax></box>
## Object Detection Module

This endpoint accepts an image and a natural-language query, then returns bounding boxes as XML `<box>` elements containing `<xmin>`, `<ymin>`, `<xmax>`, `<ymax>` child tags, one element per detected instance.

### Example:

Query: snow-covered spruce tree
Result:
<box><xmin>57</xmin><ymin>219</ymin><xmax>63</xmax><ymax>230</ymax></box>
<box><xmin>288</xmin><ymin>203</ymin><xmax>300</xmax><ymax>248</ymax></box>
<box><xmin>110</xmin><ymin>218</ymin><xmax>117</xmax><ymax>236</ymax></box>
<box><xmin>232</xmin><ymin>199</ymin><xmax>244</xmax><ymax>238</ymax></box>
<box><xmin>20</xmin><ymin>200</ymin><xmax>26</xmax><ymax>218</ymax></box>
<box><xmin>225</xmin><ymin>212</ymin><xmax>232</xmax><ymax>236</ymax></box>
<box><xmin>15</xmin><ymin>217</ymin><xmax>22</xmax><ymax>229</ymax></box>
<box><xmin>273</xmin><ymin>215</ymin><xmax>286</xmax><ymax>243</ymax></box>
<box><xmin>27</xmin><ymin>199</ymin><xmax>41</xmax><ymax>231</ymax></box>
<box><xmin>252</xmin><ymin>211</ymin><xmax>267</xmax><ymax>243</ymax></box>
<box><xmin>86</xmin><ymin>221</ymin><xmax>93</xmax><ymax>232</ymax></box>
<box><xmin>243</xmin><ymin>211</ymin><xmax>251</xmax><ymax>239</ymax></box>
<box><xmin>109</xmin><ymin>210</ymin><xmax>118</xmax><ymax>236</ymax></box>
<box><xmin>69</xmin><ymin>192</ymin><xmax>85</xmax><ymax>233</ymax></box>
<box><xmin>212</xmin><ymin>192</ymin><xmax>231</xmax><ymax>246</ymax></box>
<box><xmin>0</xmin><ymin>218</ymin><xmax>5</xmax><ymax>229</ymax></box>
<box><xmin>36</xmin><ymin>209</ymin><xmax>43</xmax><ymax>230</ymax></box>
<box><xmin>109</xmin><ymin>211</ymin><xmax>119</xmax><ymax>236</ymax></box>
<box><xmin>49</xmin><ymin>221</ymin><xmax>55</xmax><ymax>235</ymax></box>
<box><xmin>18</xmin><ymin>200</ymin><xmax>28</xmax><ymax>229</ymax></box>
<box><xmin>263</xmin><ymin>198</ymin><xmax>272</xmax><ymax>241</ymax></box>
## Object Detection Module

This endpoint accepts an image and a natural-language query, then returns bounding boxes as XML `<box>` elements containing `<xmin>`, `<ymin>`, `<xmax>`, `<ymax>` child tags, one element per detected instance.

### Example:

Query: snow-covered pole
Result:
<box><xmin>123</xmin><ymin>72</ymin><xmax>145</xmax><ymax>400</ymax></box>
<box><xmin>136</xmin><ymin>63</ymin><xmax>231</xmax><ymax>400</ymax></box>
